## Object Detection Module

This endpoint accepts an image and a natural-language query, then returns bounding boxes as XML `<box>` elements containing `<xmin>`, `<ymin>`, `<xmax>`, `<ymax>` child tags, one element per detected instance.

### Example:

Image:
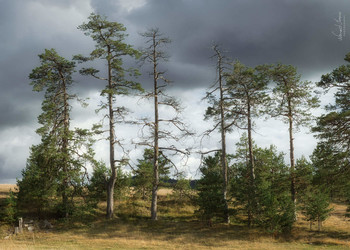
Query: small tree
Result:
<box><xmin>231</xmin><ymin>135</ymin><xmax>294</xmax><ymax>232</ymax></box>
<box><xmin>171</xmin><ymin>174</ymin><xmax>192</xmax><ymax>204</ymax></box>
<box><xmin>196</xmin><ymin>153</ymin><xmax>226</xmax><ymax>226</ymax></box>
<box><xmin>133</xmin><ymin>148</ymin><xmax>170</xmax><ymax>200</ymax></box>
<box><xmin>3</xmin><ymin>191</ymin><xmax>18</xmax><ymax>225</ymax></box>
<box><xmin>302</xmin><ymin>188</ymin><xmax>333</xmax><ymax>231</ymax></box>
<box><xmin>88</xmin><ymin>161</ymin><xmax>131</xmax><ymax>206</ymax></box>
<box><xmin>295</xmin><ymin>156</ymin><xmax>313</xmax><ymax>200</ymax></box>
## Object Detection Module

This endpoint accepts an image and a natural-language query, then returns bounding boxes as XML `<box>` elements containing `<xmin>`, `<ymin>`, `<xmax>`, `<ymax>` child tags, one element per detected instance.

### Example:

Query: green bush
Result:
<box><xmin>3</xmin><ymin>191</ymin><xmax>18</xmax><ymax>225</ymax></box>
<box><xmin>302</xmin><ymin>188</ymin><xmax>333</xmax><ymax>231</ymax></box>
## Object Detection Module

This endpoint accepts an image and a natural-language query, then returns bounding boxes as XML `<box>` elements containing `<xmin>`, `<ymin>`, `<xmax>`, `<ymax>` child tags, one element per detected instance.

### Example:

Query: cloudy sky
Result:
<box><xmin>0</xmin><ymin>0</ymin><xmax>349</xmax><ymax>183</ymax></box>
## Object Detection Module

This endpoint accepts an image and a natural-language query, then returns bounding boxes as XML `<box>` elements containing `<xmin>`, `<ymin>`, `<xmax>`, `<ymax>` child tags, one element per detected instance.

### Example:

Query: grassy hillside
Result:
<box><xmin>0</xmin><ymin>184</ymin><xmax>350</xmax><ymax>249</ymax></box>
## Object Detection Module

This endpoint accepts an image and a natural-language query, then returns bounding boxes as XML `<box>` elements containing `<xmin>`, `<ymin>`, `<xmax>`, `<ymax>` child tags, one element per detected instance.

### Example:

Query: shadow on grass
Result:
<box><xmin>56</xmin><ymin>216</ymin><xmax>272</xmax><ymax>248</ymax></box>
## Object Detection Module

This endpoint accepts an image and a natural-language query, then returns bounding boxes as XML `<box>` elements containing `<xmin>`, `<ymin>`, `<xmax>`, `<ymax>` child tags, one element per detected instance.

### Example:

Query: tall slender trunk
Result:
<box><xmin>247</xmin><ymin>103</ymin><xmax>255</xmax><ymax>182</ymax></box>
<box><xmin>151</xmin><ymin>33</ymin><xmax>159</xmax><ymax>220</ymax></box>
<box><xmin>106</xmin><ymin>48</ymin><xmax>117</xmax><ymax>219</ymax></box>
<box><xmin>247</xmin><ymin>101</ymin><xmax>255</xmax><ymax>226</ymax></box>
<box><xmin>288</xmin><ymin>98</ymin><xmax>296</xmax><ymax>212</ymax></box>
<box><xmin>218</xmin><ymin>55</ymin><xmax>229</xmax><ymax>224</ymax></box>
<box><xmin>60</xmin><ymin>72</ymin><xmax>69</xmax><ymax>218</ymax></box>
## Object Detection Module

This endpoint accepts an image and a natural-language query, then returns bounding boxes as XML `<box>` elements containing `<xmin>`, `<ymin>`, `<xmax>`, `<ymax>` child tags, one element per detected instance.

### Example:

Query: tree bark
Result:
<box><xmin>106</xmin><ymin>47</ymin><xmax>117</xmax><ymax>219</ymax></box>
<box><xmin>247</xmin><ymin>101</ymin><xmax>255</xmax><ymax>226</ymax></box>
<box><xmin>288</xmin><ymin>97</ymin><xmax>296</xmax><ymax>214</ymax></box>
<box><xmin>151</xmin><ymin>33</ymin><xmax>159</xmax><ymax>221</ymax></box>
<box><xmin>217</xmin><ymin>52</ymin><xmax>229</xmax><ymax>224</ymax></box>
<box><xmin>60</xmin><ymin>72</ymin><xmax>69</xmax><ymax>218</ymax></box>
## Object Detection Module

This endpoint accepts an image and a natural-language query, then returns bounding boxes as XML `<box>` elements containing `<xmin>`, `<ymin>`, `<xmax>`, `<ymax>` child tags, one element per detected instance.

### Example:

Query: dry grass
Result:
<box><xmin>0</xmin><ymin>184</ymin><xmax>16</xmax><ymax>199</ymax></box>
<box><xmin>1</xmin><ymin>187</ymin><xmax>350</xmax><ymax>249</ymax></box>
<box><xmin>157</xmin><ymin>188</ymin><xmax>173</xmax><ymax>196</ymax></box>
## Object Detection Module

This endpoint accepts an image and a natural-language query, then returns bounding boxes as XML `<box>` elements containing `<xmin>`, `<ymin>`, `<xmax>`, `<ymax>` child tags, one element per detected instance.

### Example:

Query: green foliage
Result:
<box><xmin>253</xmin><ymin>146</ymin><xmax>294</xmax><ymax>233</ymax></box>
<box><xmin>88</xmin><ymin>161</ymin><xmax>132</xmax><ymax>205</ymax></box>
<box><xmin>76</xmin><ymin>13</ymin><xmax>142</xmax><ymax>97</ymax></box>
<box><xmin>3</xmin><ymin>191</ymin><xmax>18</xmax><ymax>225</ymax></box>
<box><xmin>114</xmin><ymin>168</ymin><xmax>132</xmax><ymax>201</ymax></box>
<box><xmin>87</xmin><ymin>161</ymin><xmax>108</xmax><ymax>205</ymax></box>
<box><xmin>225</xmin><ymin>61</ymin><xmax>271</xmax><ymax>124</ymax></box>
<box><xmin>254</xmin><ymin>188</ymin><xmax>295</xmax><ymax>233</ymax></box>
<box><xmin>302</xmin><ymin>188</ymin><xmax>333</xmax><ymax>231</ymax></box>
<box><xmin>295</xmin><ymin>156</ymin><xmax>313</xmax><ymax>199</ymax></box>
<box><xmin>17</xmin><ymin>143</ymin><xmax>59</xmax><ymax>216</ymax></box>
<box><xmin>231</xmin><ymin>135</ymin><xmax>294</xmax><ymax>232</ymax></box>
<box><xmin>77</xmin><ymin>13</ymin><xmax>142</xmax><ymax>219</ymax></box>
<box><xmin>132</xmin><ymin>149</ymin><xmax>170</xmax><ymax>200</ymax></box>
<box><xmin>171</xmin><ymin>174</ymin><xmax>193</xmax><ymax>204</ymax></box>
<box><xmin>270</xmin><ymin>64</ymin><xmax>320</xmax><ymax>127</ymax></box>
<box><xmin>195</xmin><ymin>153</ymin><xmax>226</xmax><ymax>224</ymax></box>
<box><xmin>314</xmin><ymin>52</ymin><xmax>350</xmax><ymax>204</ymax></box>
<box><xmin>18</xmin><ymin>49</ymin><xmax>96</xmax><ymax>218</ymax></box>
<box><xmin>311</xmin><ymin>143</ymin><xmax>349</xmax><ymax>199</ymax></box>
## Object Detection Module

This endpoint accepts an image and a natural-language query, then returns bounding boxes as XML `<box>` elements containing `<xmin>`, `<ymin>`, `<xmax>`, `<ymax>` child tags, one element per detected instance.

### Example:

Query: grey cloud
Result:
<box><xmin>127</xmin><ymin>0</ymin><xmax>350</xmax><ymax>80</ymax></box>
<box><xmin>0</xmin><ymin>0</ymin><xmax>349</xmax><ymax>182</ymax></box>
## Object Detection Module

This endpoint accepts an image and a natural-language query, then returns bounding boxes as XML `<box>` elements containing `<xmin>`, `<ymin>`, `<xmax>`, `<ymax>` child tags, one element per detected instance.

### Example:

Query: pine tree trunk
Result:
<box><xmin>61</xmin><ymin>73</ymin><xmax>70</xmax><ymax>218</ymax></box>
<box><xmin>288</xmin><ymin>98</ymin><xmax>297</xmax><ymax>218</ymax></box>
<box><xmin>218</xmin><ymin>55</ymin><xmax>229</xmax><ymax>224</ymax></box>
<box><xmin>318</xmin><ymin>220</ymin><xmax>321</xmax><ymax>231</ymax></box>
<box><xmin>247</xmin><ymin>101</ymin><xmax>255</xmax><ymax>226</ymax></box>
<box><xmin>106</xmin><ymin>48</ymin><xmax>117</xmax><ymax>219</ymax></box>
<box><xmin>151</xmin><ymin>33</ymin><xmax>159</xmax><ymax>221</ymax></box>
<box><xmin>106</xmin><ymin>177</ymin><xmax>116</xmax><ymax>219</ymax></box>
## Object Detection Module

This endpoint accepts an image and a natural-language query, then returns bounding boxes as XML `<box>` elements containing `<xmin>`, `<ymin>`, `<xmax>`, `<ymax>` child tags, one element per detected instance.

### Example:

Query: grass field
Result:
<box><xmin>1</xmin><ymin>184</ymin><xmax>350</xmax><ymax>249</ymax></box>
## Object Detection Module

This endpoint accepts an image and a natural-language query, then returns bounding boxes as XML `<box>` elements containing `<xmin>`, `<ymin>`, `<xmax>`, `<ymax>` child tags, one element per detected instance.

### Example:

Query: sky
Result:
<box><xmin>0</xmin><ymin>0</ymin><xmax>350</xmax><ymax>183</ymax></box>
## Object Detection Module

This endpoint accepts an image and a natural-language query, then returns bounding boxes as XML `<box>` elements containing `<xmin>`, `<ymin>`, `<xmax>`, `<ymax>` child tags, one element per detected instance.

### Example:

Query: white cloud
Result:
<box><xmin>117</xmin><ymin>0</ymin><xmax>147</xmax><ymax>12</ymax></box>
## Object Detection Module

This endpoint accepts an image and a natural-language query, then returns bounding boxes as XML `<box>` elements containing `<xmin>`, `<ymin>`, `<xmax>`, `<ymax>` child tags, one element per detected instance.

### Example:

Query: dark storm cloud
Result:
<box><xmin>1</xmin><ymin>0</ymin><xmax>350</xmax><ymax>182</ymax></box>
<box><xmin>124</xmin><ymin>0</ymin><xmax>350</xmax><ymax>81</ymax></box>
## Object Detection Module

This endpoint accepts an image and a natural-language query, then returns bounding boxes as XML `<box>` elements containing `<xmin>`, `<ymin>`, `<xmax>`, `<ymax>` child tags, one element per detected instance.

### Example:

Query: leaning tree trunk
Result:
<box><xmin>151</xmin><ymin>33</ymin><xmax>159</xmax><ymax>221</ymax></box>
<box><xmin>106</xmin><ymin>50</ymin><xmax>117</xmax><ymax>219</ymax></box>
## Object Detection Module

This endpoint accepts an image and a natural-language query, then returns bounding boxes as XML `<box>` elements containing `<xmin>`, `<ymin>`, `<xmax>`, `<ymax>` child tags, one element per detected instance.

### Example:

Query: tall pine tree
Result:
<box><xmin>75</xmin><ymin>13</ymin><xmax>142</xmax><ymax>219</ymax></box>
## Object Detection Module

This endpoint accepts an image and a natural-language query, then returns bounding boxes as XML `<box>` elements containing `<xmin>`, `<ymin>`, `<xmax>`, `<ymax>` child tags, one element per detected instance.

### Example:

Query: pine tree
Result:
<box><xmin>302</xmin><ymin>188</ymin><xmax>333</xmax><ymax>231</ymax></box>
<box><xmin>314</xmin><ymin>52</ymin><xmax>350</xmax><ymax>205</ymax></box>
<box><xmin>203</xmin><ymin>45</ymin><xmax>233</xmax><ymax>223</ymax></box>
<box><xmin>231</xmin><ymin>134</ymin><xmax>294</xmax><ymax>232</ymax></box>
<box><xmin>270</xmin><ymin>64</ymin><xmax>319</xmax><ymax>212</ymax></box>
<box><xmin>18</xmin><ymin>49</ymin><xmax>94</xmax><ymax>218</ymax></box>
<box><xmin>196</xmin><ymin>153</ymin><xmax>226</xmax><ymax>226</ymax></box>
<box><xmin>225</xmin><ymin>61</ymin><xmax>271</xmax><ymax>226</ymax></box>
<box><xmin>75</xmin><ymin>13</ymin><xmax>142</xmax><ymax>219</ymax></box>
<box><xmin>133</xmin><ymin>148</ymin><xmax>170</xmax><ymax>200</ymax></box>
<box><xmin>139</xmin><ymin>28</ymin><xmax>191</xmax><ymax>220</ymax></box>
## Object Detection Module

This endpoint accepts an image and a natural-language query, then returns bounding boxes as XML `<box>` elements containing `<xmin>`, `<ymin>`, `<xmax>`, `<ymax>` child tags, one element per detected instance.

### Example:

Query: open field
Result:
<box><xmin>0</xmin><ymin>184</ymin><xmax>16</xmax><ymax>199</ymax></box>
<box><xmin>1</xmin><ymin>184</ymin><xmax>350</xmax><ymax>249</ymax></box>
